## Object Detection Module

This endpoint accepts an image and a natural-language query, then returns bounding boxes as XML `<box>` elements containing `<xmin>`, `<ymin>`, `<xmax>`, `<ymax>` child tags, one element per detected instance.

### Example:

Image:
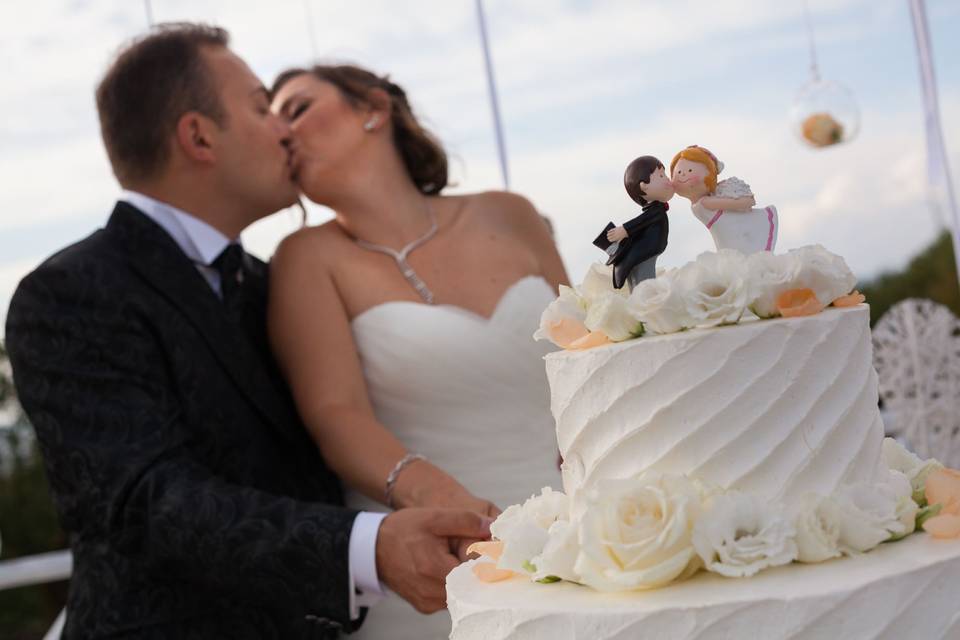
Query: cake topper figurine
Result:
<box><xmin>592</xmin><ymin>155</ymin><xmax>673</xmax><ymax>291</ymax></box>
<box><xmin>670</xmin><ymin>145</ymin><xmax>778</xmax><ymax>254</ymax></box>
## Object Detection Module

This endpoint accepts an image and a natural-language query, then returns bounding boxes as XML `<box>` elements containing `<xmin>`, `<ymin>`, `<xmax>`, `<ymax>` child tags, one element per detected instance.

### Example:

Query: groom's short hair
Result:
<box><xmin>96</xmin><ymin>23</ymin><xmax>229</xmax><ymax>184</ymax></box>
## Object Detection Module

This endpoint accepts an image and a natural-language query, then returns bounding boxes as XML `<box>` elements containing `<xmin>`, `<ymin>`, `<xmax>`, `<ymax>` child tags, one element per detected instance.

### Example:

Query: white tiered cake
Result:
<box><xmin>553</xmin><ymin>305</ymin><xmax>887</xmax><ymax>510</ymax></box>
<box><xmin>446</xmin><ymin>249</ymin><xmax>960</xmax><ymax>640</ymax></box>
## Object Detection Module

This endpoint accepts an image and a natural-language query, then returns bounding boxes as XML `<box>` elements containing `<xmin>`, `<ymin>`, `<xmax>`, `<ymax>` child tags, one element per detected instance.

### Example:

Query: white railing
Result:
<box><xmin>0</xmin><ymin>549</ymin><xmax>71</xmax><ymax>640</ymax></box>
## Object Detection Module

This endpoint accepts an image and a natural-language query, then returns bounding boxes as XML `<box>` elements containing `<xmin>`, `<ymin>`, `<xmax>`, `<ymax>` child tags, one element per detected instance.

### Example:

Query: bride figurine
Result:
<box><xmin>670</xmin><ymin>145</ymin><xmax>778</xmax><ymax>254</ymax></box>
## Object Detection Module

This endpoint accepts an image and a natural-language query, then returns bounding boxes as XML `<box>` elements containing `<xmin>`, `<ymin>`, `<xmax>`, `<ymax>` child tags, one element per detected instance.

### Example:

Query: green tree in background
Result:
<box><xmin>0</xmin><ymin>341</ymin><xmax>68</xmax><ymax>640</ymax></box>
<box><xmin>860</xmin><ymin>231</ymin><xmax>960</xmax><ymax>325</ymax></box>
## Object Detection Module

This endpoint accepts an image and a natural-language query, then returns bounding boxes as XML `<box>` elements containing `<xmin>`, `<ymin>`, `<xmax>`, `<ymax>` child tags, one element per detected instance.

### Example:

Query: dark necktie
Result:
<box><xmin>212</xmin><ymin>242</ymin><xmax>245</xmax><ymax>319</ymax></box>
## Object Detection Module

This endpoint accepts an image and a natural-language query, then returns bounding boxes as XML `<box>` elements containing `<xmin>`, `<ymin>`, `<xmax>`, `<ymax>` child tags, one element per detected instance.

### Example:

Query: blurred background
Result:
<box><xmin>0</xmin><ymin>1</ymin><xmax>958</xmax><ymax>636</ymax></box>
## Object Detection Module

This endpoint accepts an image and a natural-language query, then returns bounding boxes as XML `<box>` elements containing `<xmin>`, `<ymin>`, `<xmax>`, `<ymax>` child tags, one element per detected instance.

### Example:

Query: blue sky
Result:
<box><xmin>1</xmin><ymin>0</ymin><xmax>959</xmax><ymax>330</ymax></box>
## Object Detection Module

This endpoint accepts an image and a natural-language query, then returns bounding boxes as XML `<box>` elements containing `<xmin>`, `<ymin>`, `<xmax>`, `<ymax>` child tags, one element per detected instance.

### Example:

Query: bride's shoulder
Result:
<box><xmin>455</xmin><ymin>190</ymin><xmax>545</xmax><ymax>233</ymax></box>
<box><xmin>272</xmin><ymin>221</ymin><xmax>348</xmax><ymax>273</ymax></box>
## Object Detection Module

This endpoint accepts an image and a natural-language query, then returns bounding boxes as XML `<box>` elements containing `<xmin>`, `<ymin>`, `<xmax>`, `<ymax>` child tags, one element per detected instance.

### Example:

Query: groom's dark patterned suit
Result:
<box><xmin>6</xmin><ymin>202</ymin><xmax>359</xmax><ymax>639</ymax></box>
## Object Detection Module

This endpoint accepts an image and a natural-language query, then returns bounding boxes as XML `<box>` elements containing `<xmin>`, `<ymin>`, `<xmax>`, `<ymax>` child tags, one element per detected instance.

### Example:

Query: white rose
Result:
<box><xmin>584</xmin><ymin>292</ymin><xmax>643</xmax><ymax>342</ymax></box>
<box><xmin>823</xmin><ymin>472</ymin><xmax>916</xmax><ymax>554</ymax></box>
<box><xmin>579</xmin><ymin>262</ymin><xmax>625</xmax><ymax>304</ymax></box>
<box><xmin>881</xmin><ymin>437</ymin><xmax>944</xmax><ymax>503</ymax></box>
<box><xmin>788</xmin><ymin>245</ymin><xmax>857</xmax><ymax>305</ymax></box>
<box><xmin>627</xmin><ymin>273</ymin><xmax>694</xmax><ymax>335</ymax></box>
<box><xmin>792</xmin><ymin>493</ymin><xmax>842</xmax><ymax>563</ymax></box>
<box><xmin>745</xmin><ymin>251</ymin><xmax>802</xmax><ymax>318</ymax></box>
<box><xmin>693</xmin><ymin>492</ymin><xmax>798</xmax><ymax>577</ymax></box>
<box><xmin>491</xmin><ymin>487</ymin><xmax>570</xmax><ymax>573</ymax></box>
<box><xmin>530</xmin><ymin>519</ymin><xmax>580</xmax><ymax>583</ymax></box>
<box><xmin>675</xmin><ymin>250</ymin><xmax>749</xmax><ymax>328</ymax></box>
<box><xmin>574</xmin><ymin>473</ymin><xmax>702</xmax><ymax>591</ymax></box>
<box><xmin>534</xmin><ymin>285</ymin><xmax>587</xmax><ymax>346</ymax></box>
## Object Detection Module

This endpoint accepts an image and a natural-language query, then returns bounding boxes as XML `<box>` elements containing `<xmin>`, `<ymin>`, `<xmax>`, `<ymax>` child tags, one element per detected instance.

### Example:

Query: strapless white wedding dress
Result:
<box><xmin>346</xmin><ymin>275</ymin><xmax>563</xmax><ymax>639</ymax></box>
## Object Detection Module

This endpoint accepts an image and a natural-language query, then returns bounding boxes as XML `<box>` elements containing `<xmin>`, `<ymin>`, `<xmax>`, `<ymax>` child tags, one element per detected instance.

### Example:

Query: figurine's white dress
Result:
<box><xmin>346</xmin><ymin>275</ymin><xmax>563</xmax><ymax>639</ymax></box>
<box><xmin>691</xmin><ymin>177</ymin><xmax>778</xmax><ymax>254</ymax></box>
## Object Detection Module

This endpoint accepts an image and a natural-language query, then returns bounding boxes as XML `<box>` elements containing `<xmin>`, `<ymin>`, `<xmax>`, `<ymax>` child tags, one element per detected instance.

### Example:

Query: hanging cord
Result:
<box><xmin>475</xmin><ymin>0</ymin><xmax>511</xmax><ymax>191</ymax></box>
<box><xmin>802</xmin><ymin>0</ymin><xmax>821</xmax><ymax>82</ymax></box>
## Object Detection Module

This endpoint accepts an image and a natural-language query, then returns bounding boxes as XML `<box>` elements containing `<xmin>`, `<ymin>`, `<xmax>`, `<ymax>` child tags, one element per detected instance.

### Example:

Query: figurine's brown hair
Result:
<box><xmin>623</xmin><ymin>156</ymin><xmax>665</xmax><ymax>206</ymax></box>
<box><xmin>96</xmin><ymin>23</ymin><xmax>230</xmax><ymax>184</ymax></box>
<box><xmin>271</xmin><ymin>64</ymin><xmax>448</xmax><ymax>195</ymax></box>
<box><xmin>670</xmin><ymin>145</ymin><xmax>720</xmax><ymax>193</ymax></box>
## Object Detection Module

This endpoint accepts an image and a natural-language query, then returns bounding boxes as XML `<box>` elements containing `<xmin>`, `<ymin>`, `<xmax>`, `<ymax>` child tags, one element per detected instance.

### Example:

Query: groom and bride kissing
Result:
<box><xmin>5</xmin><ymin>22</ymin><xmax>569</xmax><ymax>639</ymax></box>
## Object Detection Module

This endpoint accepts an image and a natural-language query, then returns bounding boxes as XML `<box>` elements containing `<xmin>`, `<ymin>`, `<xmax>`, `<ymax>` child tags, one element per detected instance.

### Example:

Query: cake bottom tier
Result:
<box><xmin>447</xmin><ymin>534</ymin><xmax>960</xmax><ymax>640</ymax></box>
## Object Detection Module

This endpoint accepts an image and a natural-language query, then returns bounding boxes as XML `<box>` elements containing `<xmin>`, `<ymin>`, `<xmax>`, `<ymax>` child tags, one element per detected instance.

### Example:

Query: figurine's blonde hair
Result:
<box><xmin>670</xmin><ymin>145</ymin><xmax>720</xmax><ymax>193</ymax></box>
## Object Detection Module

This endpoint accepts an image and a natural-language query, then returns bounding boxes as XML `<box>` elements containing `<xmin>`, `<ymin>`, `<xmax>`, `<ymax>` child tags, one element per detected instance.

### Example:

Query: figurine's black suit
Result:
<box><xmin>593</xmin><ymin>200</ymin><xmax>670</xmax><ymax>290</ymax></box>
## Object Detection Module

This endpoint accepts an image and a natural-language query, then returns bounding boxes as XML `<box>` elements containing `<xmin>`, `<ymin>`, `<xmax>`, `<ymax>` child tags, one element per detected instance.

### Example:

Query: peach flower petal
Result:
<box><xmin>472</xmin><ymin>562</ymin><xmax>515</xmax><ymax>583</ymax></box>
<box><xmin>569</xmin><ymin>330</ymin><xmax>611</xmax><ymax>350</ymax></box>
<box><xmin>925</xmin><ymin>468</ymin><xmax>960</xmax><ymax>513</ymax></box>
<box><xmin>777</xmin><ymin>288</ymin><xmax>825</xmax><ymax>318</ymax></box>
<box><xmin>466</xmin><ymin>540</ymin><xmax>504</xmax><ymax>561</ymax></box>
<box><xmin>549</xmin><ymin>318</ymin><xmax>590</xmax><ymax>349</ymax></box>
<box><xmin>833</xmin><ymin>290</ymin><xmax>866</xmax><ymax>307</ymax></box>
<box><xmin>922</xmin><ymin>513</ymin><xmax>960</xmax><ymax>539</ymax></box>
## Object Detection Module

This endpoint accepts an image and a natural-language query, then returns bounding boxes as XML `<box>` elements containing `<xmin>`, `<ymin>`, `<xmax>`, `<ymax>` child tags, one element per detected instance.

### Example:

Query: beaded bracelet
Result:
<box><xmin>385</xmin><ymin>453</ymin><xmax>426</xmax><ymax>509</ymax></box>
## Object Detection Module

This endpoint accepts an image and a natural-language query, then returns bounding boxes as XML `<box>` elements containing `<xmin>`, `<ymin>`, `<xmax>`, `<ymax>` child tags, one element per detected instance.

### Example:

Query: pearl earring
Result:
<box><xmin>363</xmin><ymin>115</ymin><xmax>379</xmax><ymax>131</ymax></box>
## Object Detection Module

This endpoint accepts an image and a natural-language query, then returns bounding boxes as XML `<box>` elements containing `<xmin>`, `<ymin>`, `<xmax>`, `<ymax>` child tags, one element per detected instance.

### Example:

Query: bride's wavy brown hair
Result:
<box><xmin>271</xmin><ymin>64</ymin><xmax>448</xmax><ymax>195</ymax></box>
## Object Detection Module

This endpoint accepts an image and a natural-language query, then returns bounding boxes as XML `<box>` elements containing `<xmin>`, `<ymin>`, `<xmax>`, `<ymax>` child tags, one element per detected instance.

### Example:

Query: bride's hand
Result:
<box><xmin>391</xmin><ymin>459</ymin><xmax>501</xmax><ymax>517</ymax></box>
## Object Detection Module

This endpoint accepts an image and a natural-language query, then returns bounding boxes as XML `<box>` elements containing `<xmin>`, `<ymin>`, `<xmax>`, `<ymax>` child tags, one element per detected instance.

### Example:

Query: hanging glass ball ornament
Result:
<box><xmin>790</xmin><ymin>77</ymin><xmax>860</xmax><ymax>148</ymax></box>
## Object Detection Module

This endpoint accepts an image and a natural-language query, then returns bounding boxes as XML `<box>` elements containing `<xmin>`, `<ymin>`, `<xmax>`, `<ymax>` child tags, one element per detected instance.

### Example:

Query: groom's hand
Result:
<box><xmin>375</xmin><ymin>508</ymin><xmax>491</xmax><ymax>614</ymax></box>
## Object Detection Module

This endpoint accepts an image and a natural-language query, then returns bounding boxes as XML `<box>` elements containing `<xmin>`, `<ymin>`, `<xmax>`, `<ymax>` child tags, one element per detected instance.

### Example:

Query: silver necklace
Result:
<box><xmin>354</xmin><ymin>202</ymin><xmax>438</xmax><ymax>304</ymax></box>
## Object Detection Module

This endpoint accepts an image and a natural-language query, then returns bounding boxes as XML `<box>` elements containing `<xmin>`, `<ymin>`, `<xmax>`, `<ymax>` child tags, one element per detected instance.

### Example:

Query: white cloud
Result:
<box><xmin>2</xmin><ymin>0</ymin><xmax>959</xmax><ymax>333</ymax></box>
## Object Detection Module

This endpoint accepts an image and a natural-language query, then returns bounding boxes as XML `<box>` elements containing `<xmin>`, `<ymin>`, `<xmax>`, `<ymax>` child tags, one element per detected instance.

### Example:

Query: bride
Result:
<box><xmin>269</xmin><ymin>64</ymin><xmax>567</xmax><ymax>638</ymax></box>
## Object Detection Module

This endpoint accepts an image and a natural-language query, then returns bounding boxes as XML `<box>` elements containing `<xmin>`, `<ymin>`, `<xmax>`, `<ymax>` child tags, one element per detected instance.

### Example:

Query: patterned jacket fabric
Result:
<box><xmin>6</xmin><ymin>203</ymin><xmax>359</xmax><ymax>639</ymax></box>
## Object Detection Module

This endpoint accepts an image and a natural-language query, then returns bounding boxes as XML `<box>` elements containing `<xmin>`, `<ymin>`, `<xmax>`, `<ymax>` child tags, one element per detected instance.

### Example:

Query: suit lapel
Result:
<box><xmin>105</xmin><ymin>202</ymin><xmax>301</xmax><ymax>444</ymax></box>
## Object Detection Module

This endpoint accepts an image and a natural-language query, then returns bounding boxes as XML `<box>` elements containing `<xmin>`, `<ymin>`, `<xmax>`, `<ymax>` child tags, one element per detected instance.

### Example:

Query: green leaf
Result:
<box><xmin>522</xmin><ymin>560</ymin><xmax>537</xmax><ymax>574</ymax></box>
<box><xmin>536</xmin><ymin>575</ymin><xmax>562</xmax><ymax>584</ymax></box>
<box><xmin>916</xmin><ymin>503</ymin><xmax>943</xmax><ymax>529</ymax></box>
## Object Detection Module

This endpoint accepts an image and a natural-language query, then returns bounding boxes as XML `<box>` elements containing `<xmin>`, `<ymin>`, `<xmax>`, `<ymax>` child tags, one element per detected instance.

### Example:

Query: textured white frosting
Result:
<box><xmin>447</xmin><ymin>534</ymin><xmax>960</xmax><ymax>640</ymax></box>
<box><xmin>551</xmin><ymin>305</ymin><xmax>888</xmax><ymax>508</ymax></box>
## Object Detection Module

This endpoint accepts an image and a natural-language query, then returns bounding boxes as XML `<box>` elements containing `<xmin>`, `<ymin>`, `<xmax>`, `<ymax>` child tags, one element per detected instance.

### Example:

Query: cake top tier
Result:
<box><xmin>535</xmin><ymin>246</ymin><xmax>863</xmax><ymax>352</ymax></box>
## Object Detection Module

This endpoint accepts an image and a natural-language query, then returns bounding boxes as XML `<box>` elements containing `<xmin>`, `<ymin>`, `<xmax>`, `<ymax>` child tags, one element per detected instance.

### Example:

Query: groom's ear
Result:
<box><xmin>175</xmin><ymin>112</ymin><xmax>218</xmax><ymax>165</ymax></box>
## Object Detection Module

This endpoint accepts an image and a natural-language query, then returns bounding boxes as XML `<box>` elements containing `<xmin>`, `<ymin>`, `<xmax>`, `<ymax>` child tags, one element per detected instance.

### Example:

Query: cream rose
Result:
<box><xmin>746</xmin><ymin>251</ymin><xmax>802</xmax><ymax>318</ymax></box>
<box><xmin>579</xmin><ymin>262</ymin><xmax>625</xmax><ymax>304</ymax></box>
<box><xmin>490</xmin><ymin>487</ymin><xmax>570</xmax><ymax>574</ymax></box>
<box><xmin>530</xmin><ymin>519</ymin><xmax>580</xmax><ymax>583</ymax></box>
<box><xmin>574</xmin><ymin>473</ymin><xmax>702</xmax><ymax>591</ymax></box>
<box><xmin>792</xmin><ymin>493</ymin><xmax>842</xmax><ymax>563</ymax></box>
<box><xmin>585</xmin><ymin>292</ymin><xmax>643</xmax><ymax>342</ymax></box>
<box><xmin>692</xmin><ymin>492</ymin><xmax>797</xmax><ymax>577</ymax></box>
<box><xmin>881</xmin><ymin>437</ymin><xmax>944</xmax><ymax>504</ymax></box>
<box><xmin>675</xmin><ymin>250</ymin><xmax>749</xmax><ymax>328</ymax></box>
<box><xmin>822</xmin><ymin>472</ymin><xmax>917</xmax><ymax>554</ymax></box>
<box><xmin>534</xmin><ymin>285</ymin><xmax>588</xmax><ymax>347</ymax></box>
<box><xmin>788</xmin><ymin>245</ymin><xmax>857</xmax><ymax>306</ymax></box>
<box><xmin>627</xmin><ymin>273</ymin><xmax>694</xmax><ymax>335</ymax></box>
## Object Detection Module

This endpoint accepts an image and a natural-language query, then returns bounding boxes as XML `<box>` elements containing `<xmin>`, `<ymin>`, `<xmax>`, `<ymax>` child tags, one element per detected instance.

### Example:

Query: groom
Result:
<box><xmin>5</xmin><ymin>23</ymin><xmax>488</xmax><ymax>639</ymax></box>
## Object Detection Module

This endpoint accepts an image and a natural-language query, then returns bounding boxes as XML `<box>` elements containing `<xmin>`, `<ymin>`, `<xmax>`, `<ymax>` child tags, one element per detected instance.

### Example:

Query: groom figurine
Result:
<box><xmin>593</xmin><ymin>155</ymin><xmax>674</xmax><ymax>290</ymax></box>
<box><xmin>5</xmin><ymin>24</ymin><xmax>488</xmax><ymax>639</ymax></box>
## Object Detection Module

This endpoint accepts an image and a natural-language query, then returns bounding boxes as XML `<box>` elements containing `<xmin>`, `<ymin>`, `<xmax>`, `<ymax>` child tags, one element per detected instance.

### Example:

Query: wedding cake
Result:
<box><xmin>446</xmin><ymin>248</ymin><xmax>960</xmax><ymax>639</ymax></box>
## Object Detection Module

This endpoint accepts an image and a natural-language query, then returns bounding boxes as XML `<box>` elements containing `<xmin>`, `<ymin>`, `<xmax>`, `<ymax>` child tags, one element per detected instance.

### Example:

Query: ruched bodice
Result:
<box><xmin>346</xmin><ymin>275</ymin><xmax>563</xmax><ymax>639</ymax></box>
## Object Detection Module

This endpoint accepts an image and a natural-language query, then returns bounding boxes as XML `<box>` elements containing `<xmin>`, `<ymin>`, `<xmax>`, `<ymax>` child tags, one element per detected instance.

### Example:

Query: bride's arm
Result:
<box><xmin>699</xmin><ymin>195</ymin><xmax>756</xmax><ymax>211</ymax></box>
<box><xmin>268</xmin><ymin>230</ymin><xmax>497</xmax><ymax>515</ymax></box>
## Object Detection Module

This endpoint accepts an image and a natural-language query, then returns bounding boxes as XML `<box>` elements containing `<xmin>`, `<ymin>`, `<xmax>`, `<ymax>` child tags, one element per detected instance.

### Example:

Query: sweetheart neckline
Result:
<box><xmin>351</xmin><ymin>274</ymin><xmax>552</xmax><ymax>326</ymax></box>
